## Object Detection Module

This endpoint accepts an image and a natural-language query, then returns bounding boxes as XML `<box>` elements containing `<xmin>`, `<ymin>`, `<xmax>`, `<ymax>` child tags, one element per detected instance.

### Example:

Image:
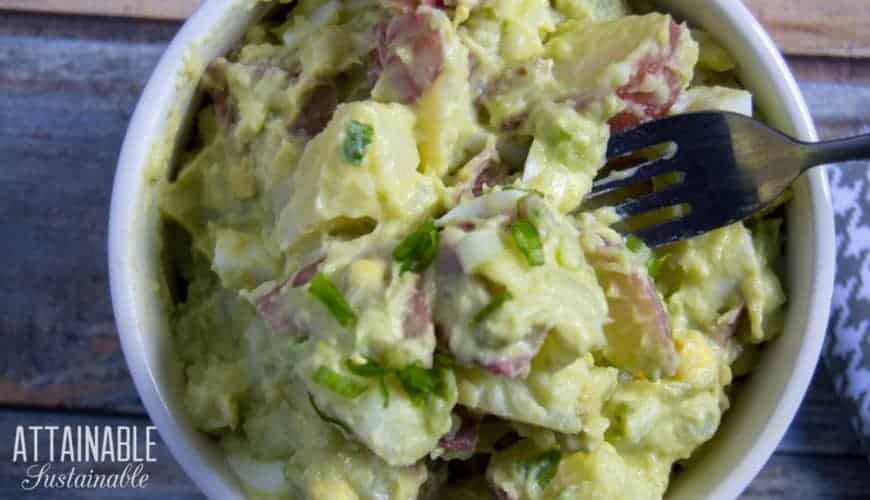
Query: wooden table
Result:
<box><xmin>0</xmin><ymin>8</ymin><xmax>868</xmax><ymax>500</ymax></box>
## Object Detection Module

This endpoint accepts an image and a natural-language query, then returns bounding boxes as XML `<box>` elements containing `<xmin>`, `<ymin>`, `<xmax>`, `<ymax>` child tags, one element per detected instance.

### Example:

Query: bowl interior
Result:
<box><xmin>109</xmin><ymin>1</ymin><xmax>833</xmax><ymax>499</ymax></box>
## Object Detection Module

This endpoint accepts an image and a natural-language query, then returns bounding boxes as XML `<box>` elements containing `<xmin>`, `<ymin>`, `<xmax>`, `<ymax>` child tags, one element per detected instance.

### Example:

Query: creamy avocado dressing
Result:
<box><xmin>160</xmin><ymin>0</ymin><xmax>786</xmax><ymax>498</ymax></box>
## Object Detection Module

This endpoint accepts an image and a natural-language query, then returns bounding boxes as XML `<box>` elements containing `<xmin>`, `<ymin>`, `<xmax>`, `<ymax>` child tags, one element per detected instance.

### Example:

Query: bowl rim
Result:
<box><xmin>108</xmin><ymin>1</ymin><xmax>835</xmax><ymax>498</ymax></box>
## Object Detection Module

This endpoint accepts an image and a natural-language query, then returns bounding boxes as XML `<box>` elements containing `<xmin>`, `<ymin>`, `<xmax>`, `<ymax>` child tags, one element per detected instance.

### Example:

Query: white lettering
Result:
<box><xmin>116</xmin><ymin>426</ymin><xmax>130</xmax><ymax>462</ymax></box>
<box><xmin>100</xmin><ymin>426</ymin><xmax>115</xmax><ymax>462</ymax></box>
<box><xmin>12</xmin><ymin>426</ymin><xmax>27</xmax><ymax>463</ymax></box>
<box><xmin>84</xmin><ymin>425</ymin><xmax>99</xmax><ymax>462</ymax></box>
<box><xmin>76</xmin><ymin>425</ymin><xmax>82</xmax><ymax>462</ymax></box>
<box><xmin>21</xmin><ymin>463</ymin><xmax>49</xmax><ymax>491</ymax></box>
<box><xmin>130</xmin><ymin>426</ymin><xmax>139</xmax><ymax>462</ymax></box>
<box><xmin>44</xmin><ymin>426</ymin><xmax>58</xmax><ymax>462</ymax></box>
<box><xmin>60</xmin><ymin>426</ymin><xmax>76</xmax><ymax>462</ymax></box>
<box><xmin>29</xmin><ymin>426</ymin><xmax>43</xmax><ymax>462</ymax></box>
<box><xmin>13</xmin><ymin>425</ymin><xmax>158</xmax><ymax>491</ymax></box>
<box><xmin>145</xmin><ymin>426</ymin><xmax>157</xmax><ymax>462</ymax></box>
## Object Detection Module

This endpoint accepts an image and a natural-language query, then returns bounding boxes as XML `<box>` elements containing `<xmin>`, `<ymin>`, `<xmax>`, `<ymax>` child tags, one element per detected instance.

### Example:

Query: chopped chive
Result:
<box><xmin>625</xmin><ymin>235</ymin><xmax>645</xmax><ymax>252</ymax></box>
<box><xmin>521</xmin><ymin>450</ymin><xmax>562</xmax><ymax>491</ymax></box>
<box><xmin>341</xmin><ymin>120</ymin><xmax>374</xmax><ymax>165</ymax></box>
<box><xmin>346</xmin><ymin>358</ymin><xmax>390</xmax><ymax>378</ymax></box>
<box><xmin>309</xmin><ymin>273</ymin><xmax>357</xmax><ymax>327</ymax></box>
<box><xmin>346</xmin><ymin>358</ymin><xmax>391</xmax><ymax>408</ymax></box>
<box><xmin>313</xmin><ymin>366</ymin><xmax>368</xmax><ymax>398</ymax></box>
<box><xmin>647</xmin><ymin>254</ymin><xmax>667</xmax><ymax>278</ymax></box>
<box><xmin>433</xmin><ymin>351</ymin><xmax>455</xmax><ymax>369</ymax></box>
<box><xmin>471</xmin><ymin>291</ymin><xmax>512</xmax><ymax>326</ymax></box>
<box><xmin>378</xmin><ymin>377</ymin><xmax>390</xmax><ymax>408</ymax></box>
<box><xmin>308</xmin><ymin>393</ymin><xmax>353</xmax><ymax>435</ymax></box>
<box><xmin>393</xmin><ymin>219</ymin><xmax>439</xmax><ymax>274</ymax></box>
<box><xmin>396</xmin><ymin>363</ymin><xmax>440</xmax><ymax>403</ymax></box>
<box><xmin>510</xmin><ymin>220</ymin><xmax>545</xmax><ymax>266</ymax></box>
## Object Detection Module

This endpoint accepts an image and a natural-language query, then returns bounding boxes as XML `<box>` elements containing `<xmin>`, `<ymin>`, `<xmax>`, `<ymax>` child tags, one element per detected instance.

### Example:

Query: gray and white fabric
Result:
<box><xmin>824</xmin><ymin>162</ymin><xmax>870</xmax><ymax>453</ymax></box>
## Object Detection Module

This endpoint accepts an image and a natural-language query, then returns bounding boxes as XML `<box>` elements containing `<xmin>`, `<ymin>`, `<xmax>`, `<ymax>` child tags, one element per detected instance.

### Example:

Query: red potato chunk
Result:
<box><xmin>713</xmin><ymin>304</ymin><xmax>745</xmax><ymax>346</ymax></box>
<box><xmin>583</xmin><ymin>234</ymin><xmax>678</xmax><ymax>379</ymax></box>
<box><xmin>253</xmin><ymin>280</ymin><xmax>295</xmax><ymax>334</ymax></box>
<box><xmin>437</xmin><ymin>409</ymin><xmax>481</xmax><ymax>453</ymax></box>
<box><xmin>608</xmin><ymin>20</ymin><xmax>685</xmax><ymax>132</ymax></box>
<box><xmin>373</xmin><ymin>12</ymin><xmax>445</xmax><ymax>104</ymax></box>
<box><xmin>480</xmin><ymin>354</ymin><xmax>535</xmax><ymax>379</ymax></box>
<box><xmin>404</xmin><ymin>276</ymin><xmax>433</xmax><ymax>338</ymax></box>
<box><xmin>289</xmin><ymin>257</ymin><xmax>324</xmax><ymax>288</ymax></box>
<box><xmin>289</xmin><ymin>83</ymin><xmax>338</xmax><ymax>137</ymax></box>
<box><xmin>253</xmin><ymin>258</ymin><xmax>324</xmax><ymax>335</ymax></box>
<box><xmin>449</xmin><ymin>140</ymin><xmax>508</xmax><ymax>201</ymax></box>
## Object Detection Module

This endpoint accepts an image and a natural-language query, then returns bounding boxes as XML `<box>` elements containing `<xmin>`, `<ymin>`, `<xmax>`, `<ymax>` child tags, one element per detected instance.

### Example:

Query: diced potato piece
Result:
<box><xmin>487</xmin><ymin>440</ymin><xmax>668</xmax><ymax>500</ymax></box>
<box><xmin>212</xmin><ymin>227</ymin><xmax>282</xmax><ymax>290</ymax></box>
<box><xmin>660</xmin><ymin>222</ymin><xmax>786</xmax><ymax>343</ymax></box>
<box><xmin>522</xmin><ymin>103</ymin><xmax>610</xmax><ymax>212</ymax></box>
<box><xmin>413</xmin><ymin>9</ymin><xmax>484</xmax><ymax>177</ymax></box>
<box><xmin>545</xmin><ymin>13</ymin><xmax>698</xmax><ymax>127</ymax></box>
<box><xmin>554</xmin><ymin>0</ymin><xmax>630</xmax><ymax>21</ymax></box>
<box><xmin>672</xmin><ymin>85</ymin><xmax>753</xmax><ymax>116</ymax></box>
<box><xmin>435</xmin><ymin>193</ymin><xmax>609</xmax><ymax>374</ymax></box>
<box><xmin>456</xmin><ymin>353</ymin><xmax>616</xmax><ymax>434</ymax></box>
<box><xmin>545</xmin><ymin>443</ymin><xmax>670</xmax><ymax>500</ymax></box>
<box><xmin>604</xmin><ymin>379</ymin><xmax>721</xmax><ymax>460</ymax></box>
<box><xmin>275</xmin><ymin>101</ymin><xmax>441</xmax><ymax>250</ymax></box>
<box><xmin>578</xmin><ymin>215</ymin><xmax>679</xmax><ymax>379</ymax></box>
<box><xmin>301</xmin><ymin>342</ymin><xmax>457</xmax><ymax>467</ymax></box>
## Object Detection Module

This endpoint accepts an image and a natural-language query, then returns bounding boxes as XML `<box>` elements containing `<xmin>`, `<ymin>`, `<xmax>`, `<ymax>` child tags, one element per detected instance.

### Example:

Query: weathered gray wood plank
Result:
<box><xmin>0</xmin><ymin>10</ymin><xmax>179</xmax><ymax>42</ymax></box>
<box><xmin>0</xmin><ymin>18</ymin><xmax>169</xmax><ymax>413</ymax></box>
<box><xmin>740</xmin><ymin>453</ymin><xmax>870</xmax><ymax>499</ymax></box>
<box><xmin>790</xmin><ymin>57</ymin><xmax>870</xmax><ymax>86</ymax></box>
<box><xmin>0</xmin><ymin>409</ymin><xmax>203</xmax><ymax>499</ymax></box>
<box><xmin>776</xmin><ymin>367</ymin><xmax>863</xmax><ymax>456</ymax></box>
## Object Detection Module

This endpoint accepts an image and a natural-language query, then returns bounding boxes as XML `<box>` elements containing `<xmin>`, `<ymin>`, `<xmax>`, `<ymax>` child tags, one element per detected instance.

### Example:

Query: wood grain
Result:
<box><xmin>744</xmin><ymin>0</ymin><xmax>870</xmax><ymax>58</ymax></box>
<box><xmin>740</xmin><ymin>454</ymin><xmax>870</xmax><ymax>499</ymax></box>
<box><xmin>0</xmin><ymin>12</ymin><xmax>170</xmax><ymax>414</ymax></box>
<box><xmin>0</xmin><ymin>0</ymin><xmax>199</xmax><ymax>21</ymax></box>
<box><xmin>790</xmin><ymin>57</ymin><xmax>870</xmax><ymax>87</ymax></box>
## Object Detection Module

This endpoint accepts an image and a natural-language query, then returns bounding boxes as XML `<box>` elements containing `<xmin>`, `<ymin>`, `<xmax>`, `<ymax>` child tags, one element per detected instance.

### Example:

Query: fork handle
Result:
<box><xmin>803</xmin><ymin>133</ymin><xmax>870</xmax><ymax>171</ymax></box>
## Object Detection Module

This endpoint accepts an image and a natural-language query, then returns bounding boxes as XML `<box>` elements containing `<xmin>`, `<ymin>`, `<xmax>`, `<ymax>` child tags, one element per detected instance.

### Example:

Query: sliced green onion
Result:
<box><xmin>433</xmin><ymin>351</ymin><xmax>455</xmax><ymax>369</ymax></box>
<box><xmin>647</xmin><ymin>254</ymin><xmax>667</xmax><ymax>279</ymax></box>
<box><xmin>510</xmin><ymin>220</ymin><xmax>544</xmax><ymax>266</ymax></box>
<box><xmin>309</xmin><ymin>273</ymin><xmax>356</xmax><ymax>327</ymax></box>
<box><xmin>308</xmin><ymin>393</ymin><xmax>353</xmax><ymax>434</ymax></box>
<box><xmin>396</xmin><ymin>363</ymin><xmax>440</xmax><ymax>403</ymax></box>
<box><xmin>471</xmin><ymin>291</ymin><xmax>513</xmax><ymax>326</ymax></box>
<box><xmin>341</xmin><ymin>120</ymin><xmax>374</xmax><ymax>166</ymax></box>
<box><xmin>625</xmin><ymin>235</ymin><xmax>645</xmax><ymax>252</ymax></box>
<box><xmin>393</xmin><ymin>219</ymin><xmax>439</xmax><ymax>273</ymax></box>
<box><xmin>378</xmin><ymin>377</ymin><xmax>390</xmax><ymax>408</ymax></box>
<box><xmin>346</xmin><ymin>358</ymin><xmax>391</xmax><ymax>408</ymax></box>
<box><xmin>521</xmin><ymin>450</ymin><xmax>562</xmax><ymax>491</ymax></box>
<box><xmin>313</xmin><ymin>366</ymin><xmax>368</xmax><ymax>398</ymax></box>
<box><xmin>346</xmin><ymin>358</ymin><xmax>390</xmax><ymax>378</ymax></box>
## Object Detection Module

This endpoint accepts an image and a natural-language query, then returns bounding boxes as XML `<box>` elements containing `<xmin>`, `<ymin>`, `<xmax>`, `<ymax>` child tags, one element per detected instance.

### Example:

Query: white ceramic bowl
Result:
<box><xmin>108</xmin><ymin>1</ymin><xmax>835</xmax><ymax>498</ymax></box>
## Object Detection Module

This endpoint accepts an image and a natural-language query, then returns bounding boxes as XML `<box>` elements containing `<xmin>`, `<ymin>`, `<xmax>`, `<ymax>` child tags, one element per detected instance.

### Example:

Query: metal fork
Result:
<box><xmin>586</xmin><ymin>111</ymin><xmax>870</xmax><ymax>247</ymax></box>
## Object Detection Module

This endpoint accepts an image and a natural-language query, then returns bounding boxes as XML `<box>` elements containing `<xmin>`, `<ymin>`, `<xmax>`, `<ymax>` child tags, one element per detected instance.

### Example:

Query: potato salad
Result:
<box><xmin>159</xmin><ymin>0</ymin><xmax>787</xmax><ymax>498</ymax></box>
